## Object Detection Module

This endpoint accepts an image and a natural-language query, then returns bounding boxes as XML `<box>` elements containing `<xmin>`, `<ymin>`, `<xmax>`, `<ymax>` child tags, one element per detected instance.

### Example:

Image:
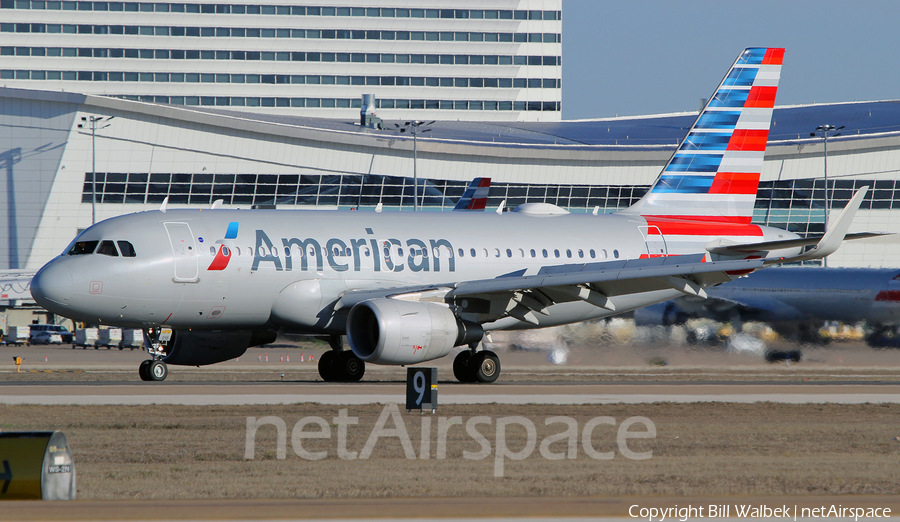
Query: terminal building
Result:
<box><xmin>0</xmin><ymin>0</ymin><xmax>563</xmax><ymax>121</ymax></box>
<box><xmin>1</xmin><ymin>0</ymin><xmax>900</xmax><ymax>299</ymax></box>
<box><xmin>2</xmin><ymin>85</ymin><xmax>900</xmax><ymax>279</ymax></box>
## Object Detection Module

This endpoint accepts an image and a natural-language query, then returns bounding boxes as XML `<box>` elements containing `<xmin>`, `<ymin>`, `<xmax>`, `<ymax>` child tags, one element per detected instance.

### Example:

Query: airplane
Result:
<box><xmin>634</xmin><ymin>267</ymin><xmax>900</xmax><ymax>347</ymax></box>
<box><xmin>0</xmin><ymin>270</ymin><xmax>37</xmax><ymax>304</ymax></box>
<box><xmin>30</xmin><ymin>47</ymin><xmax>875</xmax><ymax>383</ymax></box>
<box><xmin>452</xmin><ymin>177</ymin><xmax>491</xmax><ymax>211</ymax></box>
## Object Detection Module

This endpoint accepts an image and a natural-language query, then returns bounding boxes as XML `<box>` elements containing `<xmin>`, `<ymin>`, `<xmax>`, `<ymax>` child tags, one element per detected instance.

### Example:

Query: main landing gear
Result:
<box><xmin>139</xmin><ymin>328</ymin><xmax>168</xmax><ymax>382</ymax></box>
<box><xmin>318</xmin><ymin>334</ymin><xmax>366</xmax><ymax>382</ymax></box>
<box><xmin>453</xmin><ymin>343</ymin><xmax>501</xmax><ymax>383</ymax></box>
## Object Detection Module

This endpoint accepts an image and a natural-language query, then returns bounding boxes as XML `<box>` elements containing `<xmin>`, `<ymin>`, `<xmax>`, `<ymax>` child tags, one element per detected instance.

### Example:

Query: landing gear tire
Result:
<box><xmin>318</xmin><ymin>350</ymin><xmax>338</xmax><ymax>382</ymax></box>
<box><xmin>148</xmin><ymin>360</ymin><xmax>168</xmax><ymax>381</ymax></box>
<box><xmin>472</xmin><ymin>350</ymin><xmax>500</xmax><ymax>383</ymax></box>
<box><xmin>318</xmin><ymin>350</ymin><xmax>365</xmax><ymax>382</ymax></box>
<box><xmin>139</xmin><ymin>360</ymin><xmax>152</xmax><ymax>381</ymax></box>
<box><xmin>338</xmin><ymin>351</ymin><xmax>365</xmax><ymax>382</ymax></box>
<box><xmin>453</xmin><ymin>350</ymin><xmax>477</xmax><ymax>383</ymax></box>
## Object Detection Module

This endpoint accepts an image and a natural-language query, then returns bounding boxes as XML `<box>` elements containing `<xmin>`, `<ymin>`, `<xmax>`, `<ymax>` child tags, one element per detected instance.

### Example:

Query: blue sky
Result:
<box><xmin>561</xmin><ymin>0</ymin><xmax>900</xmax><ymax>120</ymax></box>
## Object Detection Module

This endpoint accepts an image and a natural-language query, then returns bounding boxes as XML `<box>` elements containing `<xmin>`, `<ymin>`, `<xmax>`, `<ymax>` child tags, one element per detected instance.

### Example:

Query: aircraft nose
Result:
<box><xmin>31</xmin><ymin>261</ymin><xmax>74</xmax><ymax>310</ymax></box>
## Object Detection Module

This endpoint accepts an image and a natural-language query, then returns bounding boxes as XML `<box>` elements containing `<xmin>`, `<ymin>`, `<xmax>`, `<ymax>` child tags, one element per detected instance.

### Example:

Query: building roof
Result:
<box><xmin>190</xmin><ymin>99</ymin><xmax>900</xmax><ymax>150</ymax></box>
<box><xmin>3</xmin><ymin>87</ymin><xmax>898</xmax><ymax>151</ymax></box>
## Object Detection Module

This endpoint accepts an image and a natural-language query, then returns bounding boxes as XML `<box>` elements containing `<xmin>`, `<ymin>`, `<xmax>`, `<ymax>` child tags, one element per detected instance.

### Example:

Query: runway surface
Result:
<box><xmin>2</xmin><ymin>380</ymin><xmax>900</xmax><ymax>405</ymax></box>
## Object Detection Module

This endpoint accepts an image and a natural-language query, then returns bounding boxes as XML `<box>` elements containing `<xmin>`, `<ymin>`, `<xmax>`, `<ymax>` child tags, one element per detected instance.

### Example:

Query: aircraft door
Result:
<box><xmin>165</xmin><ymin>222</ymin><xmax>200</xmax><ymax>283</ymax></box>
<box><xmin>639</xmin><ymin>225</ymin><xmax>668</xmax><ymax>258</ymax></box>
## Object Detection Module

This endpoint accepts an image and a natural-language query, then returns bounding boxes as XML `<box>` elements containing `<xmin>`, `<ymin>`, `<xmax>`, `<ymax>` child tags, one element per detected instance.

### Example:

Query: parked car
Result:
<box><xmin>31</xmin><ymin>330</ymin><xmax>64</xmax><ymax>344</ymax></box>
<box><xmin>29</xmin><ymin>324</ymin><xmax>73</xmax><ymax>344</ymax></box>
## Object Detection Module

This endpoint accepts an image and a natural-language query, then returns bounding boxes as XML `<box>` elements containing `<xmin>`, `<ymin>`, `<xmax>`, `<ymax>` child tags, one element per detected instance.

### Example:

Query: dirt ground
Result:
<box><xmin>1</xmin><ymin>402</ymin><xmax>899</xmax><ymax>500</ymax></box>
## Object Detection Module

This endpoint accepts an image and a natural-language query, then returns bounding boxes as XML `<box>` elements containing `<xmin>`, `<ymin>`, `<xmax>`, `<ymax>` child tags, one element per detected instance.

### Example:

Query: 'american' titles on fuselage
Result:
<box><xmin>249</xmin><ymin>228</ymin><xmax>456</xmax><ymax>273</ymax></box>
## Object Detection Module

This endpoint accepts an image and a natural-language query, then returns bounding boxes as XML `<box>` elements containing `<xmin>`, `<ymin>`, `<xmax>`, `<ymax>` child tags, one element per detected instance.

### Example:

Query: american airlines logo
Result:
<box><xmin>207</xmin><ymin>222</ymin><xmax>240</xmax><ymax>271</ymax></box>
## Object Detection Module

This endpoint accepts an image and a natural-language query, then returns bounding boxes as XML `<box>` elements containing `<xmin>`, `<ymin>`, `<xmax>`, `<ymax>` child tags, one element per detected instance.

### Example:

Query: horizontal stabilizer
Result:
<box><xmin>704</xmin><ymin>187</ymin><xmax>877</xmax><ymax>264</ymax></box>
<box><xmin>708</xmin><ymin>231</ymin><xmax>891</xmax><ymax>256</ymax></box>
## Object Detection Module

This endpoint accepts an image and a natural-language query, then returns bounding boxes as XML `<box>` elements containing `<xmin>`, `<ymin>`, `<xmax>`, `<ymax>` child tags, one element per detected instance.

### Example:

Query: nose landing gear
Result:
<box><xmin>139</xmin><ymin>328</ymin><xmax>169</xmax><ymax>382</ymax></box>
<box><xmin>139</xmin><ymin>359</ymin><xmax>168</xmax><ymax>381</ymax></box>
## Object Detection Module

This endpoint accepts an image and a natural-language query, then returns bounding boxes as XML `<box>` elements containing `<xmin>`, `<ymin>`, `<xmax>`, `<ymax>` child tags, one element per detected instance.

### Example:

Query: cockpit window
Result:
<box><xmin>68</xmin><ymin>240</ymin><xmax>98</xmax><ymax>255</ymax></box>
<box><xmin>96</xmin><ymin>240</ymin><xmax>119</xmax><ymax>257</ymax></box>
<box><xmin>117</xmin><ymin>241</ymin><xmax>136</xmax><ymax>257</ymax></box>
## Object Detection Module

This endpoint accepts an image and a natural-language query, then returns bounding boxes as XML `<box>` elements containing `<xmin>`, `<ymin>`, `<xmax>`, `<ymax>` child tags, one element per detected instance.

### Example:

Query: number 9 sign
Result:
<box><xmin>406</xmin><ymin>368</ymin><xmax>438</xmax><ymax>412</ymax></box>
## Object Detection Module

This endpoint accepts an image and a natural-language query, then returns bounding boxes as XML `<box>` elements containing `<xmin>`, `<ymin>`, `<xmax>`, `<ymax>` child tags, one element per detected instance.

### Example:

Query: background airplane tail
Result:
<box><xmin>453</xmin><ymin>177</ymin><xmax>491</xmax><ymax>211</ymax></box>
<box><xmin>621</xmin><ymin>47</ymin><xmax>784</xmax><ymax>224</ymax></box>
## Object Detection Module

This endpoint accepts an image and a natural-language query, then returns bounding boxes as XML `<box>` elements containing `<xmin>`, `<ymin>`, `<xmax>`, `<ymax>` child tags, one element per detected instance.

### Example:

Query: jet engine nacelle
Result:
<box><xmin>347</xmin><ymin>298</ymin><xmax>483</xmax><ymax>365</ymax></box>
<box><xmin>162</xmin><ymin>329</ymin><xmax>277</xmax><ymax>366</ymax></box>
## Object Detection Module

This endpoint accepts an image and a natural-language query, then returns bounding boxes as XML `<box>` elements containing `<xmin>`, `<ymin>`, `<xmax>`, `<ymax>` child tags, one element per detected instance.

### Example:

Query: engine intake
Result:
<box><xmin>347</xmin><ymin>298</ymin><xmax>482</xmax><ymax>365</ymax></box>
<box><xmin>163</xmin><ymin>329</ymin><xmax>276</xmax><ymax>366</ymax></box>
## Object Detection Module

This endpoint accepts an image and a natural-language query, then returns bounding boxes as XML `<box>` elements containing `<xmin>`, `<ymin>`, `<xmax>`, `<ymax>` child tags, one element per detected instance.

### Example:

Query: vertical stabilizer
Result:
<box><xmin>621</xmin><ymin>48</ymin><xmax>783</xmax><ymax>223</ymax></box>
<box><xmin>453</xmin><ymin>177</ymin><xmax>491</xmax><ymax>211</ymax></box>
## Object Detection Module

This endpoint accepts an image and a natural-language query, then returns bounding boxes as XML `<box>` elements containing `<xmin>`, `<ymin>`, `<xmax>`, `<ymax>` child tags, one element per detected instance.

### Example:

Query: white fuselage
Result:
<box><xmin>31</xmin><ymin>207</ymin><xmax>800</xmax><ymax>336</ymax></box>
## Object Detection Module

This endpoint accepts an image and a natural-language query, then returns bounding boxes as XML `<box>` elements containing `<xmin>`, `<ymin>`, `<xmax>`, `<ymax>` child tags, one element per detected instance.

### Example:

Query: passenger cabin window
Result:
<box><xmin>68</xmin><ymin>240</ymin><xmax>98</xmax><ymax>255</ymax></box>
<box><xmin>117</xmin><ymin>240</ymin><xmax>136</xmax><ymax>257</ymax></box>
<box><xmin>96</xmin><ymin>240</ymin><xmax>119</xmax><ymax>257</ymax></box>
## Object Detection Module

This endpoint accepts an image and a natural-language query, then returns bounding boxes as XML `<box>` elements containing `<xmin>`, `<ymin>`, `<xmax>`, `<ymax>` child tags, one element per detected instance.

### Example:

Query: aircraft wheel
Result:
<box><xmin>338</xmin><ymin>351</ymin><xmax>366</xmax><ymax>382</ymax></box>
<box><xmin>318</xmin><ymin>350</ymin><xmax>338</xmax><ymax>382</ymax></box>
<box><xmin>472</xmin><ymin>350</ymin><xmax>501</xmax><ymax>383</ymax></box>
<box><xmin>139</xmin><ymin>360</ymin><xmax>152</xmax><ymax>381</ymax></box>
<box><xmin>148</xmin><ymin>360</ymin><xmax>168</xmax><ymax>381</ymax></box>
<box><xmin>453</xmin><ymin>350</ymin><xmax>477</xmax><ymax>383</ymax></box>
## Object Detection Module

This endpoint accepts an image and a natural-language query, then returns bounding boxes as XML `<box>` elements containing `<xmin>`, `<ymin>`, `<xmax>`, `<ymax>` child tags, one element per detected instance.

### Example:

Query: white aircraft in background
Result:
<box><xmin>635</xmin><ymin>267</ymin><xmax>900</xmax><ymax>347</ymax></box>
<box><xmin>0</xmin><ymin>270</ymin><xmax>36</xmax><ymax>303</ymax></box>
<box><xmin>31</xmin><ymin>48</ymin><xmax>874</xmax><ymax>382</ymax></box>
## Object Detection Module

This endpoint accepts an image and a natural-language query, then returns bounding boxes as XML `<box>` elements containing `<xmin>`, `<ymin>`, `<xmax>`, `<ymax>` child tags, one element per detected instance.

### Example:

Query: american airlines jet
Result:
<box><xmin>31</xmin><ymin>48</ymin><xmax>872</xmax><ymax>382</ymax></box>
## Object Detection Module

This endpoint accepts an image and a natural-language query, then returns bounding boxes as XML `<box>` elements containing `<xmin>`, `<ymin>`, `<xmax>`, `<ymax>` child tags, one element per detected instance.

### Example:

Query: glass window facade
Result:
<box><xmin>80</xmin><ymin>173</ymin><xmax>892</xmax><ymax>240</ymax></box>
<box><xmin>0</xmin><ymin>0</ymin><xmax>563</xmax><ymax>120</ymax></box>
<box><xmin>2</xmin><ymin>0</ymin><xmax>561</xmax><ymax>21</ymax></box>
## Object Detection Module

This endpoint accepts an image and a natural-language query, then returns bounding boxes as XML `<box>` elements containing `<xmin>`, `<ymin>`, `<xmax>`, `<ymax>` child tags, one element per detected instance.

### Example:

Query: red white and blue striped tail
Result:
<box><xmin>621</xmin><ymin>48</ymin><xmax>783</xmax><ymax>230</ymax></box>
<box><xmin>453</xmin><ymin>177</ymin><xmax>491</xmax><ymax>211</ymax></box>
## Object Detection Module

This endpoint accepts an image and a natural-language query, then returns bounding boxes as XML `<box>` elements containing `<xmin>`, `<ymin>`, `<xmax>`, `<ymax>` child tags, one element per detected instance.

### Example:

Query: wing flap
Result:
<box><xmin>334</xmin><ymin>255</ymin><xmax>765</xmax><ymax>315</ymax></box>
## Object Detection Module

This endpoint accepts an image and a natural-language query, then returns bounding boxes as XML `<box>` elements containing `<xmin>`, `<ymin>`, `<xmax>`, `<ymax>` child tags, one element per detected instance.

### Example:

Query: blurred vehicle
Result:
<box><xmin>97</xmin><ymin>328</ymin><xmax>123</xmax><ymax>349</ymax></box>
<box><xmin>5</xmin><ymin>325</ymin><xmax>30</xmax><ymax>345</ymax></box>
<box><xmin>31</xmin><ymin>330</ymin><xmax>63</xmax><ymax>344</ymax></box>
<box><xmin>73</xmin><ymin>327</ymin><xmax>99</xmax><ymax>349</ymax></box>
<box><xmin>120</xmin><ymin>329</ymin><xmax>145</xmax><ymax>350</ymax></box>
<box><xmin>29</xmin><ymin>324</ymin><xmax>73</xmax><ymax>344</ymax></box>
<box><xmin>483</xmin><ymin>328</ymin><xmax>571</xmax><ymax>365</ymax></box>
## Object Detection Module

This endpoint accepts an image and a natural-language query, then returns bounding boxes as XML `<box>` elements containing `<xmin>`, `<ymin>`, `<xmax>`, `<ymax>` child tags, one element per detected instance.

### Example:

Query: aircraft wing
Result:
<box><xmin>689</xmin><ymin>293</ymin><xmax>806</xmax><ymax>321</ymax></box>
<box><xmin>335</xmin><ymin>255</ymin><xmax>766</xmax><ymax>324</ymax></box>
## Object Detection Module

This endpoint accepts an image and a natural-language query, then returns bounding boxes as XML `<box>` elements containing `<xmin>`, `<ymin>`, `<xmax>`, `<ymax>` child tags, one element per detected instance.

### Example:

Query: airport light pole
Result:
<box><xmin>810</xmin><ymin>124</ymin><xmax>843</xmax><ymax>266</ymax></box>
<box><xmin>396</xmin><ymin>120</ymin><xmax>433</xmax><ymax>211</ymax></box>
<box><xmin>77</xmin><ymin>115</ymin><xmax>115</xmax><ymax>224</ymax></box>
